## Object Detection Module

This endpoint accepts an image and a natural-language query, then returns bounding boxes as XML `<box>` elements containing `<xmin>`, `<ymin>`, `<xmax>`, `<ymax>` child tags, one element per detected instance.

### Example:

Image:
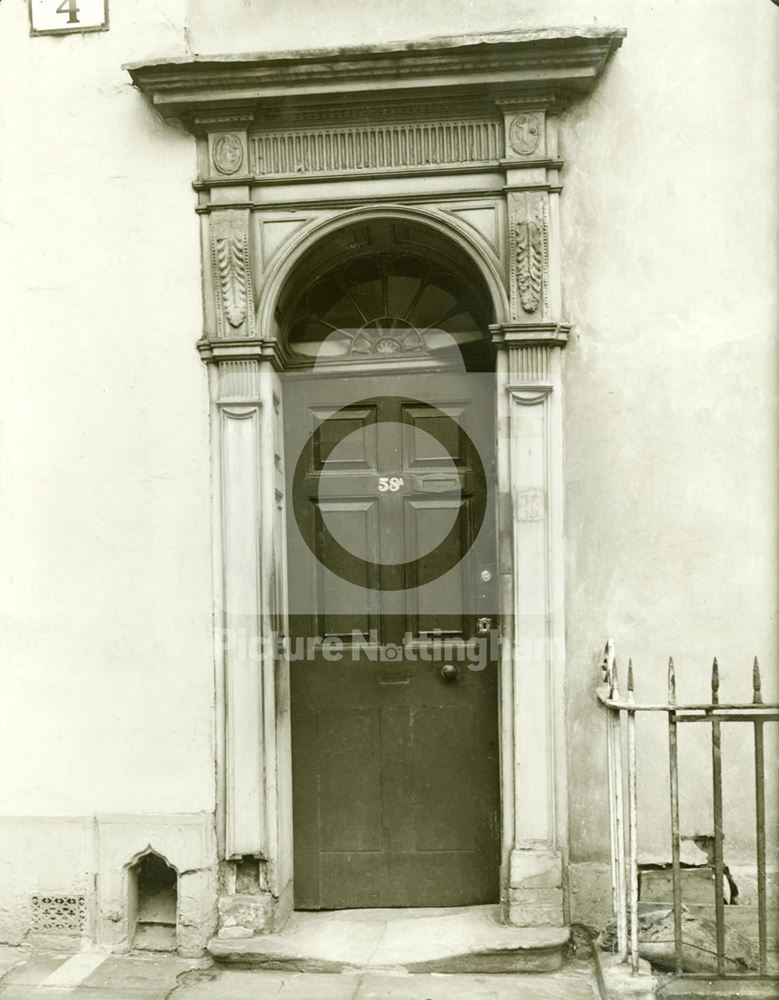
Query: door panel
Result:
<box><xmin>315</xmin><ymin>499</ymin><xmax>379</xmax><ymax>639</ymax></box>
<box><xmin>286</xmin><ymin>372</ymin><xmax>499</xmax><ymax>909</ymax></box>
<box><xmin>312</xmin><ymin>405</ymin><xmax>378</xmax><ymax>470</ymax></box>
<box><xmin>318</xmin><ymin>708</ymin><xmax>383</xmax><ymax>851</ymax></box>
<box><xmin>404</xmin><ymin>496</ymin><xmax>470</xmax><ymax>636</ymax></box>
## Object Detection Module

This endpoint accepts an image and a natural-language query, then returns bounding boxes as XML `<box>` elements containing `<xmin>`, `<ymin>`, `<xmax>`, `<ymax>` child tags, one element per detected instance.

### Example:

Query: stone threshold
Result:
<box><xmin>208</xmin><ymin>905</ymin><xmax>569</xmax><ymax>974</ymax></box>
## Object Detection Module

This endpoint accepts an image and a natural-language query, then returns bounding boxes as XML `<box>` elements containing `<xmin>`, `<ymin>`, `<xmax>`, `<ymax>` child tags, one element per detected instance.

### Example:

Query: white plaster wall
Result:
<box><xmin>0</xmin><ymin>1</ymin><xmax>213</xmax><ymax>817</ymax></box>
<box><xmin>0</xmin><ymin>0</ymin><xmax>776</xmax><ymax>915</ymax></box>
<box><xmin>559</xmin><ymin>2</ymin><xmax>779</xmax><ymax>865</ymax></box>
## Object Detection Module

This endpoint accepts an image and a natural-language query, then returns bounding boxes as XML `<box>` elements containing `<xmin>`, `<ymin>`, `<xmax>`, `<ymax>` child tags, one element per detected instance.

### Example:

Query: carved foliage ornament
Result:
<box><xmin>212</xmin><ymin>133</ymin><xmax>244</xmax><ymax>175</ymax></box>
<box><xmin>210</xmin><ymin>211</ymin><xmax>253</xmax><ymax>335</ymax></box>
<box><xmin>215</xmin><ymin>233</ymin><xmax>248</xmax><ymax>327</ymax></box>
<box><xmin>515</xmin><ymin>220</ymin><xmax>543</xmax><ymax>314</ymax></box>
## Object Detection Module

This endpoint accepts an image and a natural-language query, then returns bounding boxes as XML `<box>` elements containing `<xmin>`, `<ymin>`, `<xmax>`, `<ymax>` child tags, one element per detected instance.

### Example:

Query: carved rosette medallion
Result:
<box><xmin>210</xmin><ymin>211</ymin><xmax>254</xmax><ymax>337</ymax></box>
<box><xmin>508</xmin><ymin>113</ymin><xmax>541</xmax><ymax>156</ymax></box>
<box><xmin>212</xmin><ymin>133</ymin><xmax>244</xmax><ymax>175</ymax></box>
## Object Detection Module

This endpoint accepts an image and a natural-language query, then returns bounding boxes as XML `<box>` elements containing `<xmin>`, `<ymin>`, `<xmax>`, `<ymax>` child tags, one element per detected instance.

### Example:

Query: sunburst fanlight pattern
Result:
<box><xmin>286</xmin><ymin>251</ymin><xmax>487</xmax><ymax>363</ymax></box>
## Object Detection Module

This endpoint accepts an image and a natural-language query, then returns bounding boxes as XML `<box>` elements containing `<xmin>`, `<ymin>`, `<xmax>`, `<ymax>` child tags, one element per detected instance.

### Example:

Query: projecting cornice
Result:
<box><xmin>125</xmin><ymin>26</ymin><xmax>625</xmax><ymax>128</ymax></box>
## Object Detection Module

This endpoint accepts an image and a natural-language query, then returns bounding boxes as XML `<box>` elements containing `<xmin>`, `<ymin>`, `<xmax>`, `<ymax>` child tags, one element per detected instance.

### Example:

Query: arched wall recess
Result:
<box><xmin>127</xmin><ymin>25</ymin><xmax>625</xmax><ymax>937</ymax></box>
<box><xmin>125</xmin><ymin>848</ymin><xmax>178</xmax><ymax>952</ymax></box>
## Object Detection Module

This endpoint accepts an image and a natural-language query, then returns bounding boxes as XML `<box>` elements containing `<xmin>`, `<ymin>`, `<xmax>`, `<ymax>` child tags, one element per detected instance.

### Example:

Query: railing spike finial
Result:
<box><xmin>627</xmin><ymin>658</ymin><xmax>636</xmax><ymax>706</ymax></box>
<box><xmin>753</xmin><ymin>656</ymin><xmax>763</xmax><ymax>705</ymax></box>
<box><xmin>602</xmin><ymin>638</ymin><xmax>614</xmax><ymax>685</ymax></box>
<box><xmin>668</xmin><ymin>656</ymin><xmax>676</xmax><ymax>705</ymax></box>
<box><xmin>712</xmin><ymin>657</ymin><xmax>720</xmax><ymax>705</ymax></box>
<box><xmin>611</xmin><ymin>657</ymin><xmax>621</xmax><ymax>698</ymax></box>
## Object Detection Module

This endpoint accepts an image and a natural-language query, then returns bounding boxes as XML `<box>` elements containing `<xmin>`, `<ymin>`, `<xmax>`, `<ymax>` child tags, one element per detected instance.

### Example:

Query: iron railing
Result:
<box><xmin>596</xmin><ymin>638</ymin><xmax>777</xmax><ymax>982</ymax></box>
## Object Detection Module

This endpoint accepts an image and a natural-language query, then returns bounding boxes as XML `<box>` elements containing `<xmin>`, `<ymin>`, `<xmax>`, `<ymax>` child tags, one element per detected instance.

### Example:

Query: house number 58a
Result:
<box><xmin>378</xmin><ymin>477</ymin><xmax>404</xmax><ymax>493</ymax></box>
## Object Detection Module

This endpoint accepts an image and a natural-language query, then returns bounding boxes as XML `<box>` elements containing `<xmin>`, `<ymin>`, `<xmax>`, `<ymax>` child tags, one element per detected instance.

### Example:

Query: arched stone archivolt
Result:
<box><xmin>255</xmin><ymin>205</ymin><xmax>511</xmax><ymax>350</ymax></box>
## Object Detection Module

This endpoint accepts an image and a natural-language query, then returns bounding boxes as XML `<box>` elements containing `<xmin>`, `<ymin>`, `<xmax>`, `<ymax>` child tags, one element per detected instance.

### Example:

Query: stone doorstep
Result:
<box><xmin>208</xmin><ymin>906</ymin><xmax>570</xmax><ymax>974</ymax></box>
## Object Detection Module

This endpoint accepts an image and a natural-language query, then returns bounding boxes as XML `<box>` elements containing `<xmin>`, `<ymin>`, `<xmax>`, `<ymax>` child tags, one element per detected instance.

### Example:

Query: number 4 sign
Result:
<box><xmin>30</xmin><ymin>0</ymin><xmax>108</xmax><ymax>35</ymax></box>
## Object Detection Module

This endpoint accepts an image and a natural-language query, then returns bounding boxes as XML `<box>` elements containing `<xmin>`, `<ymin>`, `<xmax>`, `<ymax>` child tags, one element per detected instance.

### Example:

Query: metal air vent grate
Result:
<box><xmin>30</xmin><ymin>894</ymin><xmax>87</xmax><ymax>935</ymax></box>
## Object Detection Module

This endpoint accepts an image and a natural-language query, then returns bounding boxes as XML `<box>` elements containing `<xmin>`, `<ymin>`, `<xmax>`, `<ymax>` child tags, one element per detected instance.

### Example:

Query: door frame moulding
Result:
<box><xmin>127</xmin><ymin>25</ymin><xmax>625</xmax><ymax>933</ymax></box>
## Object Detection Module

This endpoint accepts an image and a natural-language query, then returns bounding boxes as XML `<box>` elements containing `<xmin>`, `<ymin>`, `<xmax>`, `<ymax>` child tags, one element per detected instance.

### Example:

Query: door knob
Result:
<box><xmin>440</xmin><ymin>663</ymin><xmax>458</xmax><ymax>682</ymax></box>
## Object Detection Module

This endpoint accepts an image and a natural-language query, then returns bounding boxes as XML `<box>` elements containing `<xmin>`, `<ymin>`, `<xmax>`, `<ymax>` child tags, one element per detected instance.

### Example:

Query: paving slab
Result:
<box><xmin>0</xmin><ymin>950</ymin><xmax>601</xmax><ymax>999</ymax></box>
<box><xmin>0</xmin><ymin>952</ymin><xmax>71</xmax><ymax>986</ymax></box>
<box><xmin>0</xmin><ymin>992</ymin><xmax>166</xmax><ymax>1000</ymax></box>
<box><xmin>80</xmin><ymin>952</ymin><xmax>192</xmax><ymax>991</ymax></box>
<box><xmin>0</xmin><ymin>948</ymin><xmax>28</xmax><ymax>984</ymax></box>
<box><xmin>0</xmin><ymin>950</ymin><xmax>210</xmax><ymax>999</ymax></box>
<box><xmin>167</xmin><ymin>968</ymin><xmax>353</xmax><ymax>1000</ymax></box>
<box><xmin>356</xmin><ymin>970</ymin><xmax>600</xmax><ymax>999</ymax></box>
<box><xmin>658</xmin><ymin>977</ymin><xmax>779</xmax><ymax>999</ymax></box>
<box><xmin>174</xmin><ymin>967</ymin><xmax>601</xmax><ymax>1000</ymax></box>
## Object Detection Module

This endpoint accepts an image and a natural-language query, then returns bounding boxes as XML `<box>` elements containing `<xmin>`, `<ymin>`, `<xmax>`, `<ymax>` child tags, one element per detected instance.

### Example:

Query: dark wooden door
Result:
<box><xmin>286</xmin><ymin>371</ymin><xmax>499</xmax><ymax>909</ymax></box>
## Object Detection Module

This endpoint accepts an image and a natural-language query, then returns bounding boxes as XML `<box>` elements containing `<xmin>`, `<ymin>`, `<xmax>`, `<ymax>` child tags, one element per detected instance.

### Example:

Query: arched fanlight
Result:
<box><xmin>284</xmin><ymin>245</ymin><xmax>489</xmax><ymax>365</ymax></box>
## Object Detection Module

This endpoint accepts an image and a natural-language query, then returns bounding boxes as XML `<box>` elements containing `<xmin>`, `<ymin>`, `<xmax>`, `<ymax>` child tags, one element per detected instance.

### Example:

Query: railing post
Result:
<box><xmin>752</xmin><ymin>656</ymin><xmax>768</xmax><ymax>975</ymax></box>
<box><xmin>710</xmin><ymin>658</ymin><xmax>726</xmax><ymax>977</ymax></box>
<box><xmin>605</xmin><ymin>645</ymin><xmax>628</xmax><ymax>962</ymax></box>
<box><xmin>667</xmin><ymin>656</ymin><xmax>683</xmax><ymax>972</ymax></box>
<box><xmin>627</xmin><ymin>659</ymin><xmax>639</xmax><ymax>974</ymax></box>
<box><xmin>604</xmin><ymin>645</ymin><xmax>619</xmax><ymax>925</ymax></box>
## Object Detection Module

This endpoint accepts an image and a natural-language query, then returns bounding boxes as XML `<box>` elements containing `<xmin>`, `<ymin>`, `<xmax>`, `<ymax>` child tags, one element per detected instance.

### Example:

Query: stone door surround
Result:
<box><xmin>127</xmin><ymin>25</ymin><xmax>625</xmax><ymax>931</ymax></box>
